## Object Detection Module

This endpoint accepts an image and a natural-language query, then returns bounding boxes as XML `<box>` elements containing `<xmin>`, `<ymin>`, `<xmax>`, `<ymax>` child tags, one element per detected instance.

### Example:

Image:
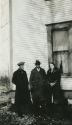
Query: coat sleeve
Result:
<box><xmin>42</xmin><ymin>69</ymin><xmax>47</xmax><ymax>80</ymax></box>
<box><xmin>44</xmin><ymin>70</ymin><xmax>47</xmax><ymax>80</ymax></box>
<box><xmin>12</xmin><ymin>72</ymin><xmax>17</xmax><ymax>85</ymax></box>
<box><xmin>47</xmin><ymin>70</ymin><xmax>49</xmax><ymax>82</ymax></box>
<box><xmin>29</xmin><ymin>70</ymin><xmax>35</xmax><ymax>89</ymax></box>
<box><xmin>24</xmin><ymin>71</ymin><xmax>29</xmax><ymax>85</ymax></box>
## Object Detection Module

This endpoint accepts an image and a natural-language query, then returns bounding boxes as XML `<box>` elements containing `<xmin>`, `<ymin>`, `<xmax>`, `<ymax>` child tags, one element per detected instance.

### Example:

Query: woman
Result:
<box><xmin>47</xmin><ymin>62</ymin><xmax>61</xmax><ymax>104</ymax></box>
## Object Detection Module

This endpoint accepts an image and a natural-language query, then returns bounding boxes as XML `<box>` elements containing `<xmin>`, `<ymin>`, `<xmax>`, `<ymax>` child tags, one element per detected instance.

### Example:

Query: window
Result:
<box><xmin>51</xmin><ymin>24</ymin><xmax>72</xmax><ymax>76</ymax></box>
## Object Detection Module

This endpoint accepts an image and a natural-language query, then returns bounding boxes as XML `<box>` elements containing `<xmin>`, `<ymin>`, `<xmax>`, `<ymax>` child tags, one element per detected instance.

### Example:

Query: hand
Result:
<box><xmin>50</xmin><ymin>82</ymin><xmax>55</xmax><ymax>87</ymax></box>
<box><xmin>28</xmin><ymin>84</ymin><xmax>31</xmax><ymax>90</ymax></box>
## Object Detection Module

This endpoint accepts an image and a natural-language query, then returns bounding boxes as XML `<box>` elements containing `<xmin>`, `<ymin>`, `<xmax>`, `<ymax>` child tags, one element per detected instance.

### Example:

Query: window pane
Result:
<box><xmin>53</xmin><ymin>31</ymin><xmax>69</xmax><ymax>51</ymax></box>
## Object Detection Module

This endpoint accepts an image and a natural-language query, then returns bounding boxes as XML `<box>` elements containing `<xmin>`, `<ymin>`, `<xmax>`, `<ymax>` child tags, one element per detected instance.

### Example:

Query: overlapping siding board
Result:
<box><xmin>45</xmin><ymin>0</ymin><xmax>72</xmax><ymax>24</ymax></box>
<box><xmin>12</xmin><ymin>0</ymin><xmax>72</xmax><ymax>89</ymax></box>
<box><xmin>12</xmin><ymin>0</ymin><xmax>48</xmax><ymax>78</ymax></box>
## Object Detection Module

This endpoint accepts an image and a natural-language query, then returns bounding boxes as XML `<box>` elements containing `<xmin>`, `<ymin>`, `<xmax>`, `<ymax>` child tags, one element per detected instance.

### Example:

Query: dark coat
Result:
<box><xmin>47</xmin><ymin>68</ymin><xmax>61</xmax><ymax>102</ymax></box>
<box><xmin>29</xmin><ymin>67</ymin><xmax>47</xmax><ymax>103</ymax></box>
<box><xmin>12</xmin><ymin>68</ymin><xmax>30</xmax><ymax>106</ymax></box>
<box><xmin>47</xmin><ymin>68</ymin><xmax>61</xmax><ymax>88</ymax></box>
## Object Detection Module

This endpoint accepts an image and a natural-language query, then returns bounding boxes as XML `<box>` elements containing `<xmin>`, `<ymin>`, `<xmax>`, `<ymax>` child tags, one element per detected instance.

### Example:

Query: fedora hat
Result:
<box><xmin>35</xmin><ymin>60</ymin><xmax>41</xmax><ymax>65</ymax></box>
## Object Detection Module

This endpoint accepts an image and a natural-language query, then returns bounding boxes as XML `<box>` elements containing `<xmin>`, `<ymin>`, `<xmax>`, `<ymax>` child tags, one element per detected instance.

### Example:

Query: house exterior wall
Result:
<box><xmin>0</xmin><ymin>0</ymin><xmax>72</xmax><ymax>102</ymax></box>
<box><xmin>12</xmin><ymin>0</ymin><xmax>48</xmax><ymax>79</ymax></box>
<box><xmin>45</xmin><ymin>0</ymin><xmax>72</xmax><ymax>24</ymax></box>
<box><xmin>12</xmin><ymin>0</ymin><xmax>72</xmax><ymax>79</ymax></box>
<box><xmin>11</xmin><ymin>0</ymin><xmax>72</xmax><ymax>100</ymax></box>
<box><xmin>0</xmin><ymin>0</ymin><xmax>72</xmax><ymax>79</ymax></box>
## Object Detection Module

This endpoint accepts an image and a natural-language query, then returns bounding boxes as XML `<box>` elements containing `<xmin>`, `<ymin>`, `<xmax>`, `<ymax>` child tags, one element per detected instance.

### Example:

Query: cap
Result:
<box><xmin>17</xmin><ymin>62</ymin><xmax>25</xmax><ymax>66</ymax></box>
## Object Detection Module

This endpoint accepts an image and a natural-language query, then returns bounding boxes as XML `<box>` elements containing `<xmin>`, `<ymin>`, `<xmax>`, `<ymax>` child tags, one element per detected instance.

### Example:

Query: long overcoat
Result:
<box><xmin>47</xmin><ymin>68</ymin><xmax>61</xmax><ymax>102</ymax></box>
<box><xmin>29</xmin><ymin>67</ymin><xmax>47</xmax><ymax>103</ymax></box>
<box><xmin>12</xmin><ymin>68</ymin><xmax>30</xmax><ymax>107</ymax></box>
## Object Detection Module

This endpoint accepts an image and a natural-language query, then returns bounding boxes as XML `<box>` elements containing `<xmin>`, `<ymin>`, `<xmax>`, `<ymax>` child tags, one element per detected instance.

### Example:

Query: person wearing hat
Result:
<box><xmin>12</xmin><ymin>62</ymin><xmax>30</xmax><ymax>117</ymax></box>
<box><xmin>29</xmin><ymin>60</ymin><xmax>47</xmax><ymax>111</ymax></box>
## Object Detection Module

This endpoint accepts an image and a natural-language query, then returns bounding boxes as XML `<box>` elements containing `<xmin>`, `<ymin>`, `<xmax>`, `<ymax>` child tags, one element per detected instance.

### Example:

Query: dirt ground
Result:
<box><xmin>0</xmin><ymin>104</ymin><xmax>72</xmax><ymax>125</ymax></box>
<box><xmin>0</xmin><ymin>85</ymin><xmax>72</xmax><ymax>125</ymax></box>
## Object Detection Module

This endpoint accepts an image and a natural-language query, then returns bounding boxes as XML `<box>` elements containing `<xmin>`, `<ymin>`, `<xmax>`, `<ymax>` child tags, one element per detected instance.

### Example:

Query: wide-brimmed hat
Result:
<box><xmin>17</xmin><ymin>62</ymin><xmax>25</xmax><ymax>66</ymax></box>
<box><xmin>35</xmin><ymin>60</ymin><xmax>41</xmax><ymax>65</ymax></box>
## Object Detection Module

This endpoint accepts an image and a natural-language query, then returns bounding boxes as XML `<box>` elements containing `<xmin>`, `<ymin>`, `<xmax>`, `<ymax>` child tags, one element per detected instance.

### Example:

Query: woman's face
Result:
<box><xmin>50</xmin><ymin>63</ymin><xmax>54</xmax><ymax>70</ymax></box>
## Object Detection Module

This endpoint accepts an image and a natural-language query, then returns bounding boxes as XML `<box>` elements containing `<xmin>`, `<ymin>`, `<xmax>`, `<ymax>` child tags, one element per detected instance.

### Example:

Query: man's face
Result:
<box><xmin>36</xmin><ymin>64</ymin><xmax>40</xmax><ymax>69</ymax></box>
<box><xmin>20</xmin><ymin>64</ymin><xmax>24</xmax><ymax>70</ymax></box>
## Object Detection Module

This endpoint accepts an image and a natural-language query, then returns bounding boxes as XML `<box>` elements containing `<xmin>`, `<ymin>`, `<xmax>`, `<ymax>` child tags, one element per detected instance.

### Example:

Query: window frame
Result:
<box><xmin>51</xmin><ymin>26</ymin><xmax>71</xmax><ymax>76</ymax></box>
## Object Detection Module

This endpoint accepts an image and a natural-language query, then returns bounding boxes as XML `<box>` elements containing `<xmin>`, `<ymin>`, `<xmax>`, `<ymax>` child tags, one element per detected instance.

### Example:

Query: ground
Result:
<box><xmin>0</xmin><ymin>103</ymin><xmax>72</xmax><ymax>125</ymax></box>
<box><xmin>0</xmin><ymin>85</ymin><xmax>72</xmax><ymax>125</ymax></box>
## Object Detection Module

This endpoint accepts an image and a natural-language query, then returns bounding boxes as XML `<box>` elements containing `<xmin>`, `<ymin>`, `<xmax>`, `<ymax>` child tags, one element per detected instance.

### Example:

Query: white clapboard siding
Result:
<box><xmin>12</xmin><ymin>0</ymin><xmax>48</xmax><ymax>79</ymax></box>
<box><xmin>12</xmin><ymin>0</ymin><xmax>72</xmax><ymax>79</ymax></box>
<box><xmin>45</xmin><ymin>0</ymin><xmax>72</xmax><ymax>24</ymax></box>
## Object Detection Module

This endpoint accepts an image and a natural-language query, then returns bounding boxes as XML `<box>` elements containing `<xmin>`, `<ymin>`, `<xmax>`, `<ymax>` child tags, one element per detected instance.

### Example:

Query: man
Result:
<box><xmin>47</xmin><ymin>62</ymin><xmax>61</xmax><ymax>104</ymax></box>
<box><xmin>29</xmin><ymin>60</ymin><xmax>47</xmax><ymax>110</ymax></box>
<box><xmin>12</xmin><ymin>62</ymin><xmax>30</xmax><ymax>116</ymax></box>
